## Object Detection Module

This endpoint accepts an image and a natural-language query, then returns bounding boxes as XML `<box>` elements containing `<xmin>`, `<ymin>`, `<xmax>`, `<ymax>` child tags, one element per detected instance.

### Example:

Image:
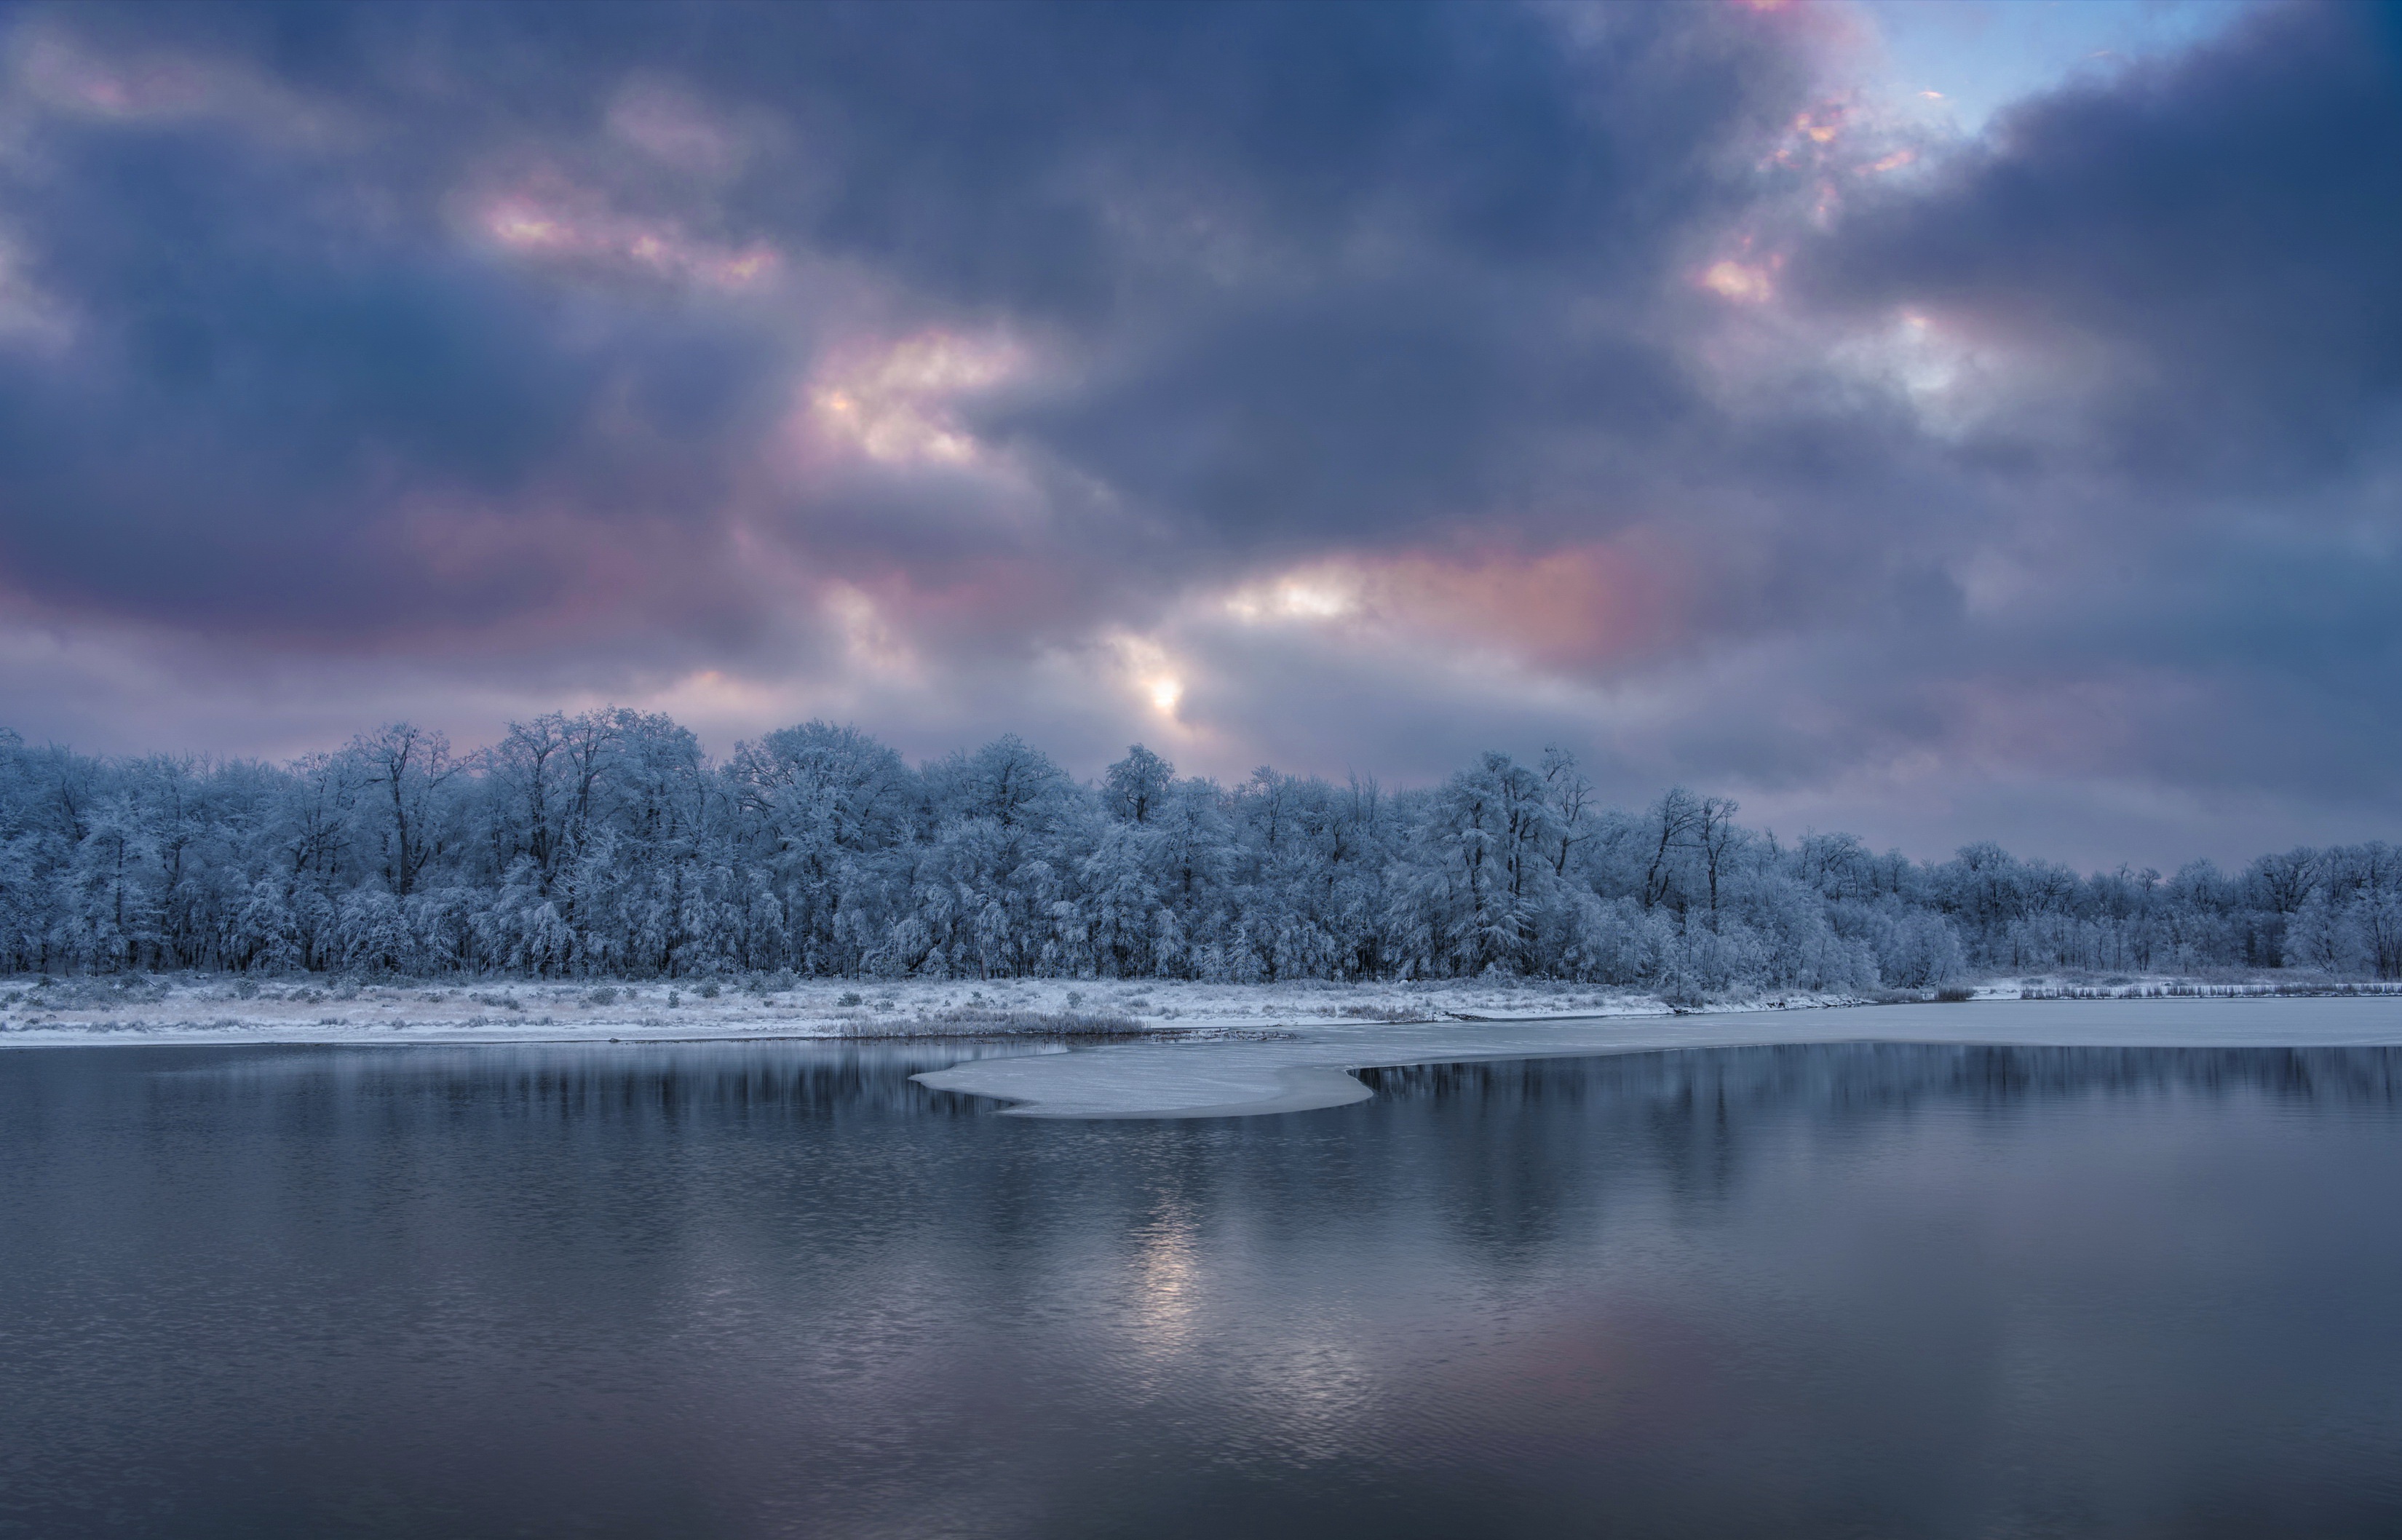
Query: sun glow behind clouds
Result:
<box><xmin>1103</xmin><ymin>633</ymin><xmax>1192</xmax><ymax>727</ymax></box>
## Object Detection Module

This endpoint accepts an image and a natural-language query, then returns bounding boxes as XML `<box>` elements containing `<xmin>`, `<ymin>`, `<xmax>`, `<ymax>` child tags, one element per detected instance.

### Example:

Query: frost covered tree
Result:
<box><xmin>1103</xmin><ymin>745</ymin><xmax>1173</xmax><ymax>825</ymax></box>
<box><xmin>0</xmin><ymin>714</ymin><xmax>2392</xmax><ymax>988</ymax></box>
<box><xmin>350</xmin><ymin>724</ymin><xmax>454</xmax><ymax>901</ymax></box>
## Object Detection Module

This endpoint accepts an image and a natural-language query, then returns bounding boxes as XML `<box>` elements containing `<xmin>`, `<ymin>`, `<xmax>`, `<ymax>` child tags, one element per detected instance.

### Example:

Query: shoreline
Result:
<box><xmin>0</xmin><ymin>975</ymin><xmax>1823</xmax><ymax>1050</ymax></box>
<box><xmin>6</xmin><ymin>991</ymin><xmax>2400</xmax><ymax>1125</ymax></box>
<box><xmin>913</xmin><ymin>996</ymin><xmax>2402</xmax><ymax>1119</ymax></box>
<box><xmin>6</xmin><ymin>970</ymin><xmax>2395</xmax><ymax>1053</ymax></box>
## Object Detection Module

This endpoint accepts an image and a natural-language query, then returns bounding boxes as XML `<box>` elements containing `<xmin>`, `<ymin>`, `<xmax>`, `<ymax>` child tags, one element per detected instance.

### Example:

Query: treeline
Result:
<box><xmin>1</xmin><ymin>711</ymin><xmax>2397</xmax><ymax>989</ymax></box>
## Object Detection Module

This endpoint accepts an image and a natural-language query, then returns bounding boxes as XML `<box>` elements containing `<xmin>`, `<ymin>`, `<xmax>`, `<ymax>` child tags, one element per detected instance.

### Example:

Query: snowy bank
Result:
<box><xmin>1</xmin><ymin>971</ymin><xmax>2393</xmax><ymax>1051</ymax></box>
<box><xmin>0</xmin><ymin>975</ymin><xmax>1772</xmax><ymax>1049</ymax></box>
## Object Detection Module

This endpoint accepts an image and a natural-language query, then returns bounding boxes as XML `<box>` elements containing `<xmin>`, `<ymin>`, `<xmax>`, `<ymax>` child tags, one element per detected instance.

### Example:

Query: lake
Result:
<box><xmin>5</xmin><ymin>1037</ymin><xmax>2401</xmax><ymax>1537</ymax></box>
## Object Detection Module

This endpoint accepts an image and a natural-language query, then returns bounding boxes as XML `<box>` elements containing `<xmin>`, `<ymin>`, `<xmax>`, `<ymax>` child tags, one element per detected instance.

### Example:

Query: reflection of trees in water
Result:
<box><xmin>1357</xmin><ymin>1044</ymin><xmax>2402</xmax><ymax>1115</ymax></box>
<box><xmin>10</xmin><ymin>1031</ymin><xmax>2401</xmax><ymax>1480</ymax></box>
<box><xmin>111</xmin><ymin>1041</ymin><xmax>2402</xmax><ymax>1142</ymax></box>
<box><xmin>22</xmin><ymin>1040</ymin><xmax>2397</xmax><ymax>1297</ymax></box>
<box><xmin>138</xmin><ymin>1041</ymin><xmax>1021</xmax><ymax>1123</ymax></box>
<box><xmin>1347</xmin><ymin>1046</ymin><xmax>2402</xmax><ymax>1254</ymax></box>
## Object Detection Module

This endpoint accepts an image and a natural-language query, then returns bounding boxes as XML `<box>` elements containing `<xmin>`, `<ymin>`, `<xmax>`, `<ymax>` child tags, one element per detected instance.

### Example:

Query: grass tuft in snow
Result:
<box><xmin>842</xmin><ymin>1006</ymin><xmax>1146</xmax><ymax>1039</ymax></box>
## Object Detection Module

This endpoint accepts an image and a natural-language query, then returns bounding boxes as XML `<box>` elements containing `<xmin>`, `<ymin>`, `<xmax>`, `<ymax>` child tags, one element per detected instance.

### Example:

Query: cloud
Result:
<box><xmin>0</xmin><ymin>0</ymin><xmax>2393</xmax><ymax>868</ymax></box>
<box><xmin>1796</xmin><ymin>1</ymin><xmax>2402</xmax><ymax>483</ymax></box>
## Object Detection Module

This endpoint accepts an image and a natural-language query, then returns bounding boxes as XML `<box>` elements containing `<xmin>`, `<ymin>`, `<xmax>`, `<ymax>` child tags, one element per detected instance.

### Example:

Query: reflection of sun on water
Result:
<box><xmin>1116</xmin><ymin>1204</ymin><xmax>1381</xmax><ymax>1463</ymax></box>
<box><xmin>1130</xmin><ymin>1215</ymin><xmax>1201</xmax><ymax>1349</ymax></box>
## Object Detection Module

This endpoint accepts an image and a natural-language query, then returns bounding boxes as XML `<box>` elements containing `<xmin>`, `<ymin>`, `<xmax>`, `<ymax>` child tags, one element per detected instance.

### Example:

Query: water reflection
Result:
<box><xmin>154</xmin><ymin>1037</ymin><xmax>1061</xmax><ymax>1114</ymax></box>
<box><xmin>3</xmin><ymin>1041</ymin><xmax>2400</xmax><ymax>1539</ymax></box>
<box><xmin>1360</xmin><ymin>1041</ymin><xmax>2402</xmax><ymax>1112</ymax></box>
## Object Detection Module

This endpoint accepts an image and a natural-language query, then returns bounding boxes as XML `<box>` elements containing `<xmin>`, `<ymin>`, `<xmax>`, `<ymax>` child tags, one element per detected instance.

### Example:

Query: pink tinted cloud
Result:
<box><xmin>472</xmin><ymin>178</ymin><xmax>779</xmax><ymax>293</ymax></box>
<box><xmin>1319</xmin><ymin>538</ymin><xmax>1693</xmax><ymax>674</ymax></box>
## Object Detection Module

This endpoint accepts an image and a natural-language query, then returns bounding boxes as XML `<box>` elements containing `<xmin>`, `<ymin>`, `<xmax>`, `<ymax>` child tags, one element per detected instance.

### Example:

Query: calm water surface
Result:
<box><xmin>5</xmin><ymin>1039</ymin><xmax>2402</xmax><ymax>1539</ymax></box>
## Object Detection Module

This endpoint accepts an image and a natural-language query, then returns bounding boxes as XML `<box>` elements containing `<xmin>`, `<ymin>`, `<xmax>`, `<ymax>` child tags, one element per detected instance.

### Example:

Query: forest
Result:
<box><xmin>1</xmin><ymin>710</ymin><xmax>2396</xmax><ymax>991</ymax></box>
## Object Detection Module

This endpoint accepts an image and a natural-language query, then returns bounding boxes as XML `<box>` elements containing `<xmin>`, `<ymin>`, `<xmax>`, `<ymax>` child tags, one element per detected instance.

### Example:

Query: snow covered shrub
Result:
<box><xmin>1655</xmin><ymin>921</ymin><xmax>1771</xmax><ymax>1000</ymax></box>
<box><xmin>336</xmin><ymin>888</ymin><xmax>415</xmax><ymax>975</ymax></box>
<box><xmin>1561</xmin><ymin>898</ymin><xmax>1673</xmax><ymax>987</ymax></box>
<box><xmin>1722</xmin><ymin>873</ymin><xmax>1874</xmax><ymax>991</ymax></box>
<box><xmin>844</xmin><ymin>1005</ymin><xmax>1140</xmax><ymax>1039</ymax></box>
<box><xmin>1876</xmin><ymin>911</ymin><xmax>1965</xmax><ymax>988</ymax></box>
<box><xmin>2285</xmin><ymin>894</ymin><xmax>2365</xmax><ymax>976</ymax></box>
<box><xmin>586</xmin><ymin>986</ymin><xmax>619</xmax><ymax>1007</ymax></box>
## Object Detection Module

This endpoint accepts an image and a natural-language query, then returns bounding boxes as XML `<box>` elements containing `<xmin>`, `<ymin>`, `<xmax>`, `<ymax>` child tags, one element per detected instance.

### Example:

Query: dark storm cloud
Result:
<box><xmin>0</xmin><ymin>0</ymin><xmax>1812</xmax><ymax>646</ymax></box>
<box><xmin>0</xmin><ymin>66</ymin><xmax>784</xmax><ymax>643</ymax></box>
<box><xmin>1794</xmin><ymin>0</ymin><xmax>2402</xmax><ymax>485</ymax></box>
<box><xmin>0</xmin><ymin>0</ymin><xmax>2394</xmax><ymax>863</ymax></box>
<box><xmin>1724</xmin><ymin>0</ymin><xmax>2402</xmax><ymax>838</ymax></box>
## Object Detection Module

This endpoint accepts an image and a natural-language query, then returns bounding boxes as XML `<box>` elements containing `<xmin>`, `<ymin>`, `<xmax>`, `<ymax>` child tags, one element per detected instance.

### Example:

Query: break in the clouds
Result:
<box><xmin>0</xmin><ymin>0</ymin><xmax>2393</xmax><ymax>866</ymax></box>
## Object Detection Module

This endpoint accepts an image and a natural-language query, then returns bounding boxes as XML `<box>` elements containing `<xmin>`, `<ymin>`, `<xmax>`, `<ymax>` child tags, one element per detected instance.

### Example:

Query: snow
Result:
<box><xmin>916</xmin><ymin>997</ymin><xmax>2402</xmax><ymax>1118</ymax></box>
<box><xmin>0</xmin><ymin>975</ymin><xmax>1730</xmax><ymax>1048</ymax></box>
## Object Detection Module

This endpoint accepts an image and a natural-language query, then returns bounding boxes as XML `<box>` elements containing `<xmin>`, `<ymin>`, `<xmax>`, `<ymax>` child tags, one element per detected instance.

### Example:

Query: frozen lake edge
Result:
<box><xmin>7</xmin><ymin>985</ymin><xmax>2401</xmax><ymax>1123</ymax></box>
<box><xmin>912</xmin><ymin>997</ymin><xmax>2402</xmax><ymax>1119</ymax></box>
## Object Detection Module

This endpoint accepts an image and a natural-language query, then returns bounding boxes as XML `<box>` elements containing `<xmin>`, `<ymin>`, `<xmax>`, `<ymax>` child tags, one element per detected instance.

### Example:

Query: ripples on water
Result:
<box><xmin>4</xmin><ymin>1041</ymin><xmax>2401</xmax><ymax>1539</ymax></box>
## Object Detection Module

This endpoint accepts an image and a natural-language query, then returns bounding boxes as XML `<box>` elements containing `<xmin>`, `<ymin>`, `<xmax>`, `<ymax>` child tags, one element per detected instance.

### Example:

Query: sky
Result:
<box><xmin>0</xmin><ymin>0</ymin><xmax>2395</xmax><ymax>869</ymax></box>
